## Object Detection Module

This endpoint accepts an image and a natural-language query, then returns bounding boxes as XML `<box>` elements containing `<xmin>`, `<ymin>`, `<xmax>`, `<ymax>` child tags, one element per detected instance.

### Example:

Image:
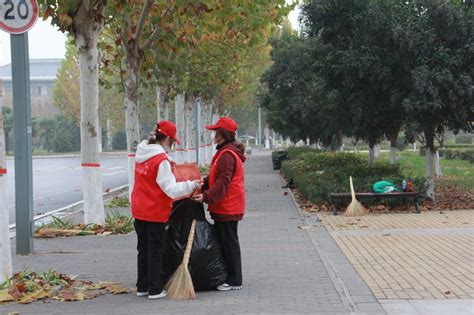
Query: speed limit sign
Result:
<box><xmin>0</xmin><ymin>0</ymin><xmax>38</xmax><ymax>34</ymax></box>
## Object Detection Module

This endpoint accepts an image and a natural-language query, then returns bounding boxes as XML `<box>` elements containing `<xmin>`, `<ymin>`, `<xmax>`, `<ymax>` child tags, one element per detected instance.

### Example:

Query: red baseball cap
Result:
<box><xmin>205</xmin><ymin>116</ymin><xmax>238</xmax><ymax>133</ymax></box>
<box><xmin>155</xmin><ymin>120</ymin><xmax>181</xmax><ymax>145</ymax></box>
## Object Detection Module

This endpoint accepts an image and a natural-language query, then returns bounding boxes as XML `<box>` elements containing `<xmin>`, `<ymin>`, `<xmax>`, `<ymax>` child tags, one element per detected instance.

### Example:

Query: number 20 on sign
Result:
<box><xmin>0</xmin><ymin>0</ymin><xmax>38</xmax><ymax>34</ymax></box>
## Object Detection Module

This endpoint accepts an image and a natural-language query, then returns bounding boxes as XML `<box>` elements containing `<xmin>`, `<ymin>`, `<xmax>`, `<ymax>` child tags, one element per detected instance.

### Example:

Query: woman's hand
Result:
<box><xmin>192</xmin><ymin>193</ymin><xmax>204</xmax><ymax>203</ymax></box>
<box><xmin>193</xmin><ymin>179</ymin><xmax>204</xmax><ymax>190</ymax></box>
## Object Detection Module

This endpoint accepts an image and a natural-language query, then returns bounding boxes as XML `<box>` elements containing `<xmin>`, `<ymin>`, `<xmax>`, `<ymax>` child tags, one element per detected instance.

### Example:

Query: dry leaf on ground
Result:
<box><xmin>104</xmin><ymin>283</ymin><xmax>129</xmax><ymax>295</ymax></box>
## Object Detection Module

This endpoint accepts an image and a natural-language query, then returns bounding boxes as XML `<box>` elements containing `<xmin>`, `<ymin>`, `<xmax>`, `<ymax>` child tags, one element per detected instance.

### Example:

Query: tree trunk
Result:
<box><xmin>156</xmin><ymin>85</ymin><xmax>162</xmax><ymax>122</ymax></box>
<box><xmin>164</xmin><ymin>95</ymin><xmax>169</xmax><ymax>121</ymax></box>
<box><xmin>76</xmin><ymin>27</ymin><xmax>105</xmax><ymax>225</ymax></box>
<box><xmin>389</xmin><ymin>133</ymin><xmax>398</xmax><ymax>164</ymax></box>
<box><xmin>424</xmin><ymin>129</ymin><xmax>436</xmax><ymax>200</ymax></box>
<box><xmin>434</xmin><ymin>150</ymin><xmax>443</xmax><ymax>177</ymax></box>
<box><xmin>205</xmin><ymin>99</ymin><xmax>215</xmax><ymax>164</ymax></box>
<box><xmin>174</xmin><ymin>93</ymin><xmax>186</xmax><ymax>163</ymax></box>
<box><xmin>337</xmin><ymin>130</ymin><xmax>343</xmax><ymax>151</ymax></box>
<box><xmin>211</xmin><ymin>103</ymin><xmax>219</xmax><ymax>156</ymax></box>
<box><xmin>199</xmin><ymin>99</ymin><xmax>207</xmax><ymax>166</ymax></box>
<box><xmin>369</xmin><ymin>142</ymin><xmax>377</xmax><ymax>165</ymax></box>
<box><xmin>98</xmin><ymin>125</ymin><xmax>102</xmax><ymax>153</ymax></box>
<box><xmin>374</xmin><ymin>144</ymin><xmax>381</xmax><ymax>159</ymax></box>
<box><xmin>0</xmin><ymin>108</ymin><xmax>12</xmax><ymax>283</ymax></box>
<box><xmin>124</xmin><ymin>50</ymin><xmax>142</xmax><ymax>200</ymax></box>
<box><xmin>106</xmin><ymin>119</ymin><xmax>112</xmax><ymax>151</ymax></box>
<box><xmin>156</xmin><ymin>85</ymin><xmax>169</xmax><ymax>121</ymax></box>
<box><xmin>184</xmin><ymin>95</ymin><xmax>196</xmax><ymax>163</ymax></box>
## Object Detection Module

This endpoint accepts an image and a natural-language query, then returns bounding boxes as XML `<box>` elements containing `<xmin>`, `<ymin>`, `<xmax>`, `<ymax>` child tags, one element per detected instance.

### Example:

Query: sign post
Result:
<box><xmin>0</xmin><ymin>0</ymin><xmax>39</xmax><ymax>255</ymax></box>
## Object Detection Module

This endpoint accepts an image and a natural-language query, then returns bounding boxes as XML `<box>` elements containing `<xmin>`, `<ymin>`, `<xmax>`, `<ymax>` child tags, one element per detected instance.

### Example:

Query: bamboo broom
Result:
<box><xmin>165</xmin><ymin>219</ymin><xmax>196</xmax><ymax>300</ymax></box>
<box><xmin>344</xmin><ymin>176</ymin><xmax>368</xmax><ymax>217</ymax></box>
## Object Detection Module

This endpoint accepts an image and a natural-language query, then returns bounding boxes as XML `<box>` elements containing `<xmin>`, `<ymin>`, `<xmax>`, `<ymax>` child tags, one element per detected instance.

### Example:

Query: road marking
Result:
<box><xmin>103</xmin><ymin>171</ymin><xmax>127</xmax><ymax>176</ymax></box>
<box><xmin>106</xmin><ymin>166</ymin><xmax>125</xmax><ymax>171</ymax></box>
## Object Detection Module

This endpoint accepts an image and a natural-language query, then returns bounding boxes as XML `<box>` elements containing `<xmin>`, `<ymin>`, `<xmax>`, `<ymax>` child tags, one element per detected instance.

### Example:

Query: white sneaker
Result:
<box><xmin>148</xmin><ymin>290</ymin><xmax>167</xmax><ymax>299</ymax></box>
<box><xmin>136</xmin><ymin>291</ymin><xmax>148</xmax><ymax>297</ymax></box>
<box><xmin>217</xmin><ymin>283</ymin><xmax>242</xmax><ymax>291</ymax></box>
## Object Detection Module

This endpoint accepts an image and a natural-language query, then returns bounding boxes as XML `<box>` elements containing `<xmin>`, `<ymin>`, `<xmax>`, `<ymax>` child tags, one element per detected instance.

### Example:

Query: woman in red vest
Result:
<box><xmin>193</xmin><ymin>117</ymin><xmax>246</xmax><ymax>291</ymax></box>
<box><xmin>131</xmin><ymin>120</ymin><xmax>202</xmax><ymax>300</ymax></box>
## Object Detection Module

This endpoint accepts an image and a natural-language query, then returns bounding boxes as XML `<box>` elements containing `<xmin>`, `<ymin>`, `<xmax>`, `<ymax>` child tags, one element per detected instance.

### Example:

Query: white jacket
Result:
<box><xmin>135</xmin><ymin>140</ymin><xmax>197</xmax><ymax>199</ymax></box>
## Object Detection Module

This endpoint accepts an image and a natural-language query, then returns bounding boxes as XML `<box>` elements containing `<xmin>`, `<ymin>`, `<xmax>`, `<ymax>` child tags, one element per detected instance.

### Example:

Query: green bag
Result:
<box><xmin>373</xmin><ymin>181</ymin><xmax>398</xmax><ymax>193</ymax></box>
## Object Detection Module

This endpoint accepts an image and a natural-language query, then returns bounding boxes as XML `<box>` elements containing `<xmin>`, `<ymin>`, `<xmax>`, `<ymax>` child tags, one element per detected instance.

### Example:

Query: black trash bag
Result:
<box><xmin>162</xmin><ymin>199</ymin><xmax>228</xmax><ymax>291</ymax></box>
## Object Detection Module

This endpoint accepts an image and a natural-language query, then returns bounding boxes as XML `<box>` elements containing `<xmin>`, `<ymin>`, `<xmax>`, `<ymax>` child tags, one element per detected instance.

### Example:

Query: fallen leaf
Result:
<box><xmin>83</xmin><ymin>290</ymin><xmax>101</xmax><ymax>299</ymax></box>
<box><xmin>383</xmin><ymin>233</ymin><xmax>391</xmax><ymax>237</ymax></box>
<box><xmin>297</xmin><ymin>225</ymin><xmax>311</xmax><ymax>230</ymax></box>
<box><xmin>283</xmin><ymin>192</ymin><xmax>288</xmax><ymax>196</ymax></box>
<box><xmin>8</xmin><ymin>285</ymin><xmax>22</xmax><ymax>300</ymax></box>
<box><xmin>336</xmin><ymin>224</ymin><xmax>347</xmax><ymax>228</ymax></box>
<box><xmin>15</xmin><ymin>283</ymin><xmax>27</xmax><ymax>293</ymax></box>
<box><xmin>104</xmin><ymin>284</ymin><xmax>129</xmax><ymax>295</ymax></box>
<box><xmin>444</xmin><ymin>290</ymin><xmax>451</xmax><ymax>295</ymax></box>
<box><xmin>0</xmin><ymin>290</ymin><xmax>14</xmax><ymax>303</ymax></box>
<box><xmin>17</xmin><ymin>289</ymin><xmax>49</xmax><ymax>304</ymax></box>
<box><xmin>359</xmin><ymin>224</ymin><xmax>369</xmax><ymax>228</ymax></box>
<box><xmin>75</xmin><ymin>291</ymin><xmax>85</xmax><ymax>301</ymax></box>
<box><xmin>54</xmin><ymin>289</ymin><xmax>77</xmax><ymax>302</ymax></box>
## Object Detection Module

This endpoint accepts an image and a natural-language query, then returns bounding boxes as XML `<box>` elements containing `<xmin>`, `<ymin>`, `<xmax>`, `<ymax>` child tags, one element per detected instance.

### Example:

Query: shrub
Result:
<box><xmin>455</xmin><ymin>135</ymin><xmax>473</xmax><ymax>144</ymax></box>
<box><xmin>112</xmin><ymin>130</ymin><xmax>127</xmax><ymax>150</ymax></box>
<box><xmin>441</xmin><ymin>148</ymin><xmax>474</xmax><ymax>163</ymax></box>
<box><xmin>444</xmin><ymin>144</ymin><xmax>474</xmax><ymax>149</ymax></box>
<box><xmin>281</xmin><ymin>152</ymin><xmax>427</xmax><ymax>204</ymax></box>
<box><xmin>396</xmin><ymin>135</ymin><xmax>407</xmax><ymax>151</ymax></box>
<box><xmin>286</xmin><ymin>146</ymin><xmax>323</xmax><ymax>160</ymax></box>
<box><xmin>51</xmin><ymin>115</ymin><xmax>80</xmax><ymax>152</ymax></box>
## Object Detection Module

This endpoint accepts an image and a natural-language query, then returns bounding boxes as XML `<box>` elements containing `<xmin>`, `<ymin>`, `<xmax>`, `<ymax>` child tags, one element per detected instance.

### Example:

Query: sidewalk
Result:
<box><xmin>3</xmin><ymin>150</ymin><xmax>380</xmax><ymax>314</ymax></box>
<box><xmin>318</xmin><ymin>210</ymin><xmax>474</xmax><ymax>314</ymax></box>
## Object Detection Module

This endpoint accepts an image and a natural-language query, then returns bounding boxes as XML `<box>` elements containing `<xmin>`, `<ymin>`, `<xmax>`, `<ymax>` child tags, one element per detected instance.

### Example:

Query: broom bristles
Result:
<box><xmin>344</xmin><ymin>176</ymin><xmax>368</xmax><ymax>216</ymax></box>
<box><xmin>165</xmin><ymin>262</ymin><xmax>196</xmax><ymax>300</ymax></box>
<box><xmin>164</xmin><ymin>219</ymin><xmax>197</xmax><ymax>300</ymax></box>
<box><xmin>345</xmin><ymin>199</ymin><xmax>368</xmax><ymax>216</ymax></box>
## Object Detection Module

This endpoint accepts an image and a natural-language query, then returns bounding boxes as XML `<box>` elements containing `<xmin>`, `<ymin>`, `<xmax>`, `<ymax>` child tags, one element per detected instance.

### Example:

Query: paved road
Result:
<box><xmin>6</xmin><ymin>156</ymin><xmax>129</xmax><ymax>224</ymax></box>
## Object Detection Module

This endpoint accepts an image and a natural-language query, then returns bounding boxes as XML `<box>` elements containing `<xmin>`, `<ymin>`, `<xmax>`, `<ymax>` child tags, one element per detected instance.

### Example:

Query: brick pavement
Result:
<box><xmin>318</xmin><ymin>211</ymin><xmax>474</xmax><ymax>301</ymax></box>
<box><xmin>2</xmin><ymin>151</ymin><xmax>378</xmax><ymax>314</ymax></box>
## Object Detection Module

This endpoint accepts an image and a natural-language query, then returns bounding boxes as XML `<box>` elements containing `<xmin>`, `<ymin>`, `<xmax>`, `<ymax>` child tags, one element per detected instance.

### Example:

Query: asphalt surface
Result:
<box><xmin>6</xmin><ymin>156</ymin><xmax>129</xmax><ymax>224</ymax></box>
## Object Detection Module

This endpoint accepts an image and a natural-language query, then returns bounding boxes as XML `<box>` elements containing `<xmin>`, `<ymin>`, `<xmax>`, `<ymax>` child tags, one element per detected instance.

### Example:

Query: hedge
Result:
<box><xmin>440</xmin><ymin>148</ymin><xmax>474</xmax><ymax>163</ymax></box>
<box><xmin>280</xmin><ymin>150</ymin><xmax>427</xmax><ymax>204</ymax></box>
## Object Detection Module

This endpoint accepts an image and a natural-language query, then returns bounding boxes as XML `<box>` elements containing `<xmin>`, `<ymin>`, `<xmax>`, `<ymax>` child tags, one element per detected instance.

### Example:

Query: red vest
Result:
<box><xmin>208</xmin><ymin>149</ymin><xmax>245</xmax><ymax>216</ymax></box>
<box><xmin>132</xmin><ymin>153</ymin><xmax>173</xmax><ymax>223</ymax></box>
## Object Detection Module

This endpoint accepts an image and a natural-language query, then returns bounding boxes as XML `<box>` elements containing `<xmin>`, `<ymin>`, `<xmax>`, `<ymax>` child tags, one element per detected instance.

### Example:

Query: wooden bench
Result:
<box><xmin>330</xmin><ymin>192</ymin><xmax>420</xmax><ymax>215</ymax></box>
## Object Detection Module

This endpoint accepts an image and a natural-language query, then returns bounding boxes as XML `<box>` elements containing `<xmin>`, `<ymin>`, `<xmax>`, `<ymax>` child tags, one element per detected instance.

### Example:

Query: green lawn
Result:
<box><xmin>374</xmin><ymin>151</ymin><xmax>474</xmax><ymax>189</ymax></box>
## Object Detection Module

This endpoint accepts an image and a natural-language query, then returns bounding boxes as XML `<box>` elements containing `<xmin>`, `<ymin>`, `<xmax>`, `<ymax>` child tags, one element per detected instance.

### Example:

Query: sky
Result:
<box><xmin>0</xmin><ymin>4</ymin><xmax>301</xmax><ymax>66</ymax></box>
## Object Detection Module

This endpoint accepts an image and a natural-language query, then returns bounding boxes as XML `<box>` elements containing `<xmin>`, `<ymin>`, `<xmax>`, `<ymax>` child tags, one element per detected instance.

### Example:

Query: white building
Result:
<box><xmin>0</xmin><ymin>59</ymin><xmax>62</xmax><ymax>118</ymax></box>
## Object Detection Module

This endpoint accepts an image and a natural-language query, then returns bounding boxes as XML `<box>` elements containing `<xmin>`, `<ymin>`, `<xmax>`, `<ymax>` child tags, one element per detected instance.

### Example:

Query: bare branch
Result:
<box><xmin>121</xmin><ymin>11</ymin><xmax>133</xmax><ymax>49</ymax></box>
<box><xmin>143</xmin><ymin>26</ymin><xmax>161</xmax><ymax>51</ymax></box>
<box><xmin>134</xmin><ymin>0</ymin><xmax>154</xmax><ymax>40</ymax></box>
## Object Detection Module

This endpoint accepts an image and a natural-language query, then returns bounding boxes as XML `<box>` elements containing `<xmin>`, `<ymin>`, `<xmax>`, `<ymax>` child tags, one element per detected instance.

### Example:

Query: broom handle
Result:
<box><xmin>182</xmin><ymin>219</ymin><xmax>196</xmax><ymax>266</ymax></box>
<box><xmin>350</xmin><ymin>176</ymin><xmax>356</xmax><ymax>200</ymax></box>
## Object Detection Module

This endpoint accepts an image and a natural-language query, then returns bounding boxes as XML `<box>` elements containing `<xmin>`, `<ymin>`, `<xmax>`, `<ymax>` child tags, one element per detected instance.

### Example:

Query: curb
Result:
<box><xmin>9</xmin><ymin>184</ymin><xmax>129</xmax><ymax>239</ymax></box>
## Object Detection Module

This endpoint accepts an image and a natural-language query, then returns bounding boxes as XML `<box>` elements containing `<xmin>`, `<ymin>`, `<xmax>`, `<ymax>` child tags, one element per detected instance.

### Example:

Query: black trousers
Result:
<box><xmin>214</xmin><ymin>221</ymin><xmax>242</xmax><ymax>286</ymax></box>
<box><xmin>134</xmin><ymin>219</ymin><xmax>166</xmax><ymax>295</ymax></box>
